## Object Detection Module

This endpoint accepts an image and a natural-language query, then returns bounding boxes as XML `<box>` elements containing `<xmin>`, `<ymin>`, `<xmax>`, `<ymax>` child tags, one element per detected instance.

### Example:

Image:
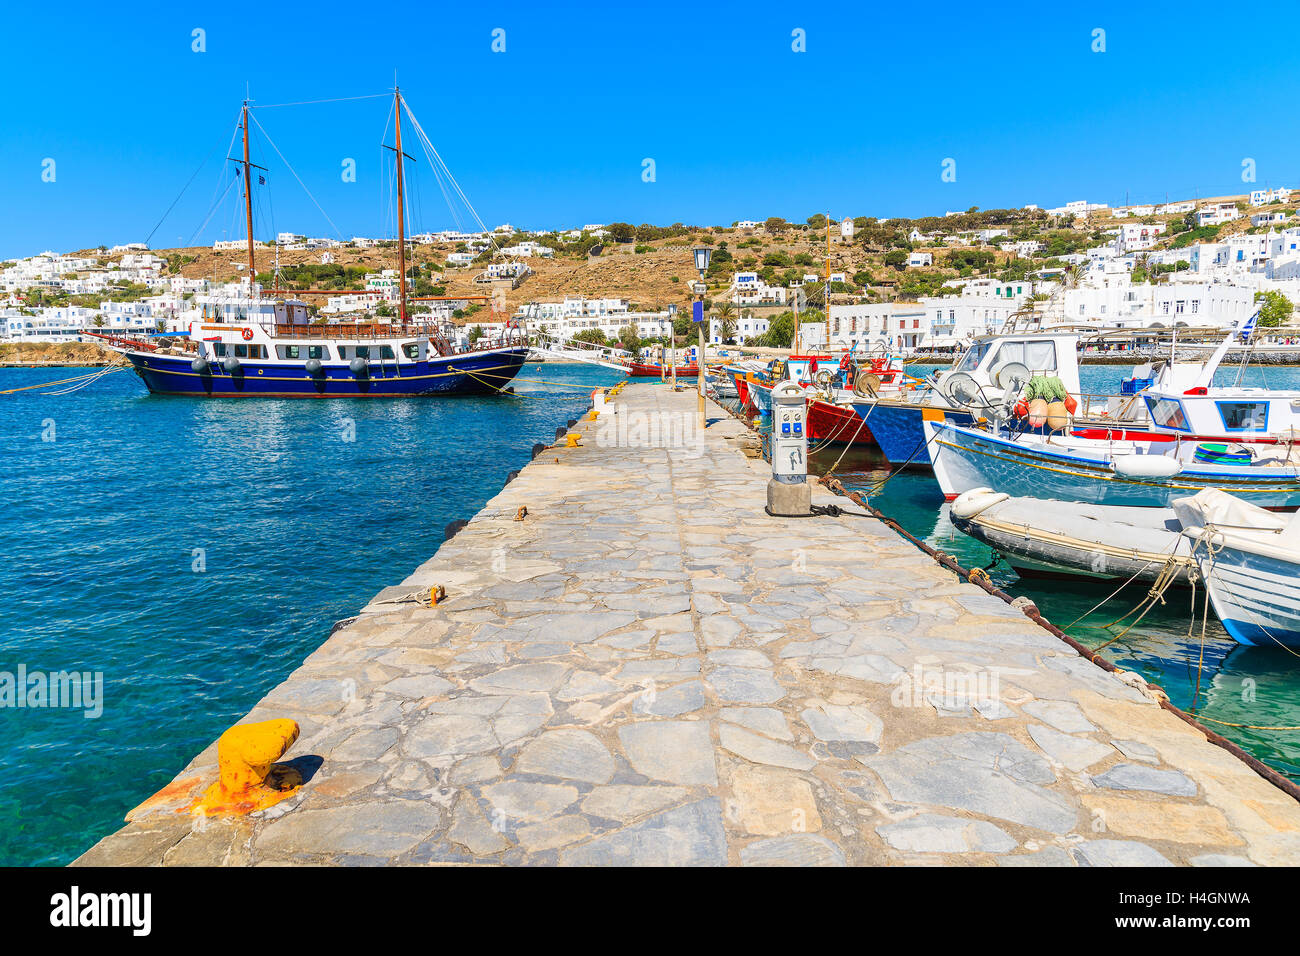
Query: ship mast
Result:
<box><xmin>242</xmin><ymin>102</ymin><xmax>257</xmax><ymax>295</ymax></box>
<box><xmin>825</xmin><ymin>210</ymin><xmax>831</xmax><ymax>351</ymax></box>
<box><xmin>393</xmin><ymin>88</ymin><xmax>409</xmax><ymax>325</ymax></box>
<box><xmin>231</xmin><ymin>100</ymin><xmax>266</xmax><ymax>299</ymax></box>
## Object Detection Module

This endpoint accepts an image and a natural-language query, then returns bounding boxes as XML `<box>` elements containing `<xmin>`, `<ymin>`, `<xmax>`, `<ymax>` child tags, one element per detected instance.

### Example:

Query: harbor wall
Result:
<box><xmin>74</xmin><ymin>382</ymin><xmax>1300</xmax><ymax>866</ymax></box>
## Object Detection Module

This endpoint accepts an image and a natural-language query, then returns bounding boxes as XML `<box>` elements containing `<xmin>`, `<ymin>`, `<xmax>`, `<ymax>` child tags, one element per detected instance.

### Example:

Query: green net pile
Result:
<box><xmin>1023</xmin><ymin>375</ymin><xmax>1068</xmax><ymax>402</ymax></box>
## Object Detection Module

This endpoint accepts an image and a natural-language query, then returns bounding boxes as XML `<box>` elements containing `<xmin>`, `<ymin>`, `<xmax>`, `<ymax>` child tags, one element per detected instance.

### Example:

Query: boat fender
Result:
<box><xmin>349</xmin><ymin>357</ymin><xmax>369</xmax><ymax>376</ymax></box>
<box><xmin>1026</xmin><ymin>398</ymin><xmax>1048</xmax><ymax>428</ymax></box>
<box><xmin>305</xmin><ymin>358</ymin><xmax>323</xmax><ymax>376</ymax></box>
<box><xmin>951</xmin><ymin>487</ymin><xmax>1010</xmax><ymax>520</ymax></box>
<box><xmin>191</xmin><ymin>357</ymin><xmax>210</xmax><ymax>374</ymax></box>
<box><xmin>222</xmin><ymin>356</ymin><xmax>240</xmax><ymax>373</ymax></box>
<box><xmin>1112</xmin><ymin>455</ymin><xmax>1181</xmax><ymax>478</ymax></box>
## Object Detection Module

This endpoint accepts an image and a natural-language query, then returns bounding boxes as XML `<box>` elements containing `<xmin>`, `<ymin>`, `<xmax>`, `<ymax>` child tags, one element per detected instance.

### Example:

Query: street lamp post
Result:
<box><xmin>692</xmin><ymin>246</ymin><xmax>711</xmax><ymax>430</ymax></box>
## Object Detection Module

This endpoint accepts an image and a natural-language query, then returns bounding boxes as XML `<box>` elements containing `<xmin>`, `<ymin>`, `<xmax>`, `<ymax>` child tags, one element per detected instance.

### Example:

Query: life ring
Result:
<box><xmin>241</xmin><ymin>328</ymin><xmax>253</xmax><ymax>341</ymax></box>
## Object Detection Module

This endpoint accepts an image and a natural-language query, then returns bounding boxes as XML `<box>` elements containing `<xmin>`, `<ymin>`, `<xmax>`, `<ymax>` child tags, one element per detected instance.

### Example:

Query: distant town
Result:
<box><xmin>5</xmin><ymin>186</ymin><xmax>1298</xmax><ymax>358</ymax></box>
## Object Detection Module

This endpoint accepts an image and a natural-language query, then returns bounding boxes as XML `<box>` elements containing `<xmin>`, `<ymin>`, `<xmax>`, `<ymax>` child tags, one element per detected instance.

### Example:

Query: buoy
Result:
<box><xmin>222</xmin><ymin>356</ymin><xmax>240</xmax><ymax>373</ymax></box>
<box><xmin>305</xmin><ymin>358</ymin><xmax>323</xmax><ymax>375</ymax></box>
<box><xmin>1063</xmin><ymin>394</ymin><xmax>1078</xmax><ymax>415</ymax></box>
<box><xmin>349</xmin><ymin>357</ymin><xmax>368</xmax><ymax>376</ymax></box>
<box><xmin>1112</xmin><ymin>455</ymin><xmax>1181</xmax><ymax>478</ymax></box>
<box><xmin>1027</xmin><ymin>398</ymin><xmax>1048</xmax><ymax>427</ymax></box>
<box><xmin>1045</xmin><ymin>400</ymin><xmax>1070</xmax><ymax>430</ymax></box>
<box><xmin>190</xmin><ymin>357</ymin><xmax>209</xmax><ymax>374</ymax></box>
<box><xmin>951</xmin><ymin>487</ymin><xmax>1009</xmax><ymax>519</ymax></box>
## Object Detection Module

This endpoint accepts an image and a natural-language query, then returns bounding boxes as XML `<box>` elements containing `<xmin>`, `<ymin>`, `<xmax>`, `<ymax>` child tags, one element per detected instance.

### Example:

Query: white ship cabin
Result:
<box><xmin>1138</xmin><ymin>329</ymin><xmax>1300</xmax><ymax>439</ymax></box>
<box><xmin>939</xmin><ymin>332</ymin><xmax>1082</xmax><ymax>399</ymax></box>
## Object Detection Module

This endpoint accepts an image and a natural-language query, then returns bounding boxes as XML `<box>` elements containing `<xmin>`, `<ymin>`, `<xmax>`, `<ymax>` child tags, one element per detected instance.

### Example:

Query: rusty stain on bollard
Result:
<box><xmin>515</xmin><ymin>506</ymin><xmax>528</xmax><ymax>521</ymax></box>
<box><xmin>190</xmin><ymin>719</ymin><xmax>301</xmax><ymax>817</ymax></box>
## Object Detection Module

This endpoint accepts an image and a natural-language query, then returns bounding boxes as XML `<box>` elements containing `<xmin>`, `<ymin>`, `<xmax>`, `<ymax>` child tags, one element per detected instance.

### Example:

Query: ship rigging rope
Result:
<box><xmin>247</xmin><ymin>111</ymin><xmax>345</xmax><ymax>240</ymax></box>
<box><xmin>402</xmin><ymin>104</ymin><xmax>505</xmax><ymax>261</ymax></box>
<box><xmin>251</xmin><ymin>92</ymin><xmax>390</xmax><ymax>109</ymax></box>
<box><xmin>0</xmin><ymin>366</ymin><xmax>125</xmax><ymax>396</ymax></box>
<box><xmin>144</xmin><ymin>111</ymin><xmax>242</xmax><ymax>248</ymax></box>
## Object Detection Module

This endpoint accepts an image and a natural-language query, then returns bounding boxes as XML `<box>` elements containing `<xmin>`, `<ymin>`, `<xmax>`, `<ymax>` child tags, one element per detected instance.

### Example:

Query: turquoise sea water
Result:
<box><xmin>5</xmin><ymin>358</ymin><xmax>1300</xmax><ymax>865</ymax></box>
<box><xmin>0</xmin><ymin>361</ymin><xmax>624</xmax><ymax>866</ymax></box>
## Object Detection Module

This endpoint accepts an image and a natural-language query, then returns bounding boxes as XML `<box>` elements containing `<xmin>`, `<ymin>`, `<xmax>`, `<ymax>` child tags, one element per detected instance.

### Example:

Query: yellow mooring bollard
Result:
<box><xmin>191</xmin><ymin>718</ymin><xmax>302</xmax><ymax>817</ymax></box>
<box><xmin>565</xmin><ymin>433</ymin><xmax>581</xmax><ymax>447</ymax></box>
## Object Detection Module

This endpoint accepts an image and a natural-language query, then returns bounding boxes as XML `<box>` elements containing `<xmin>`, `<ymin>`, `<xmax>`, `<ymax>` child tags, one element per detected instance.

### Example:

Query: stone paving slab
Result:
<box><xmin>76</xmin><ymin>383</ymin><xmax>1300</xmax><ymax>867</ymax></box>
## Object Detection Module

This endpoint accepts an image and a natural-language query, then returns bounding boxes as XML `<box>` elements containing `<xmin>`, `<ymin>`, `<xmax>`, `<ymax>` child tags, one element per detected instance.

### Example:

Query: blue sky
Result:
<box><xmin>2</xmin><ymin>0</ymin><xmax>1296</xmax><ymax>259</ymax></box>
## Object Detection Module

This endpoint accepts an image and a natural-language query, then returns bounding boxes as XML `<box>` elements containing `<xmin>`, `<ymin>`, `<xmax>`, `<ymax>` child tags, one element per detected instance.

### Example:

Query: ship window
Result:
<box><xmin>402</xmin><ymin>343</ymin><xmax>420</xmax><ymax>359</ymax></box>
<box><xmin>277</xmin><ymin>345</ymin><xmax>302</xmax><ymax>359</ymax></box>
<box><xmin>355</xmin><ymin>346</ymin><xmax>370</xmax><ymax>359</ymax></box>
<box><xmin>1217</xmin><ymin>401</ymin><xmax>1269</xmax><ymax>432</ymax></box>
<box><xmin>249</xmin><ymin>345</ymin><xmax>267</xmax><ymax>359</ymax></box>
<box><xmin>307</xmin><ymin>345</ymin><xmax>327</xmax><ymax>360</ymax></box>
<box><xmin>234</xmin><ymin>344</ymin><xmax>248</xmax><ymax>358</ymax></box>
<box><xmin>213</xmin><ymin>343</ymin><xmax>227</xmax><ymax>357</ymax></box>
<box><xmin>954</xmin><ymin>341</ymin><xmax>991</xmax><ymax>372</ymax></box>
<box><xmin>379</xmin><ymin>346</ymin><xmax>395</xmax><ymax>360</ymax></box>
<box><xmin>1145</xmin><ymin>396</ymin><xmax>1190</xmax><ymax>431</ymax></box>
<box><xmin>990</xmin><ymin>341</ymin><xmax>1057</xmax><ymax>373</ymax></box>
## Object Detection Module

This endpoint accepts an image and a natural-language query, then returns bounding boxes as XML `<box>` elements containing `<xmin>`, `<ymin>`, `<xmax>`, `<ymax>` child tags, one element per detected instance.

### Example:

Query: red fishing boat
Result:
<box><xmin>625</xmin><ymin>361</ymin><xmax>699</xmax><ymax>377</ymax></box>
<box><xmin>805</xmin><ymin>396</ymin><xmax>875</xmax><ymax>446</ymax></box>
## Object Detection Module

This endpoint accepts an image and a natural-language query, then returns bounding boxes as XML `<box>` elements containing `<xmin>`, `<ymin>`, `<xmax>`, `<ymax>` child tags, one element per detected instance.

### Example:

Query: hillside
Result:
<box><xmin>63</xmin><ymin>191</ymin><xmax>1290</xmax><ymax>326</ymax></box>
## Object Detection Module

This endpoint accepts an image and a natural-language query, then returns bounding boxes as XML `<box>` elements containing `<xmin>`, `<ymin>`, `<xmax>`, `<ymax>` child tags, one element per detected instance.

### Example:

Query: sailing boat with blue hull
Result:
<box><xmin>104</xmin><ymin>88</ymin><xmax>530</xmax><ymax>398</ymax></box>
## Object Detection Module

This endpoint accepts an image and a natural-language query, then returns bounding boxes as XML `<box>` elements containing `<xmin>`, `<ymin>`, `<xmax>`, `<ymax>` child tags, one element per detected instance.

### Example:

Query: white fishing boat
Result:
<box><xmin>949</xmin><ymin>489</ymin><xmax>1195</xmax><ymax>583</ymax></box>
<box><xmin>928</xmin><ymin>416</ymin><xmax>1300</xmax><ymax>508</ymax></box>
<box><xmin>1174</xmin><ymin>489</ymin><xmax>1300</xmax><ymax>647</ymax></box>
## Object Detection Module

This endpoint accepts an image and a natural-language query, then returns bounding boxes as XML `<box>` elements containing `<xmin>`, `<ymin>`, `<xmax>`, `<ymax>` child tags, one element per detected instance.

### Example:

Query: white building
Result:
<box><xmin>516</xmin><ymin>296</ymin><xmax>676</xmax><ymax>342</ymax></box>
<box><xmin>728</xmin><ymin>272</ymin><xmax>787</xmax><ymax>307</ymax></box>
<box><xmin>1197</xmin><ymin>202</ymin><xmax>1242</xmax><ymax>227</ymax></box>
<box><xmin>1060</xmin><ymin>276</ymin><xmax>1254</xmax><ymax>329</ymax></box>
<box><xmin>1115</xmin><ymin>222</ymin><xmax>1167</xmax><ymax>253</ymax></box>
<box><xmin>826</xmin><ymin>303</ymin><xmax>929</xmax><ymax>350</ymax></box>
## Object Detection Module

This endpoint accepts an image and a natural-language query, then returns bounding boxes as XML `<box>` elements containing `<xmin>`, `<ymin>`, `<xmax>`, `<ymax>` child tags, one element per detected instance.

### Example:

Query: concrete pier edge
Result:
<box><xmin>76</xmin><ymin>381</ymin><xmax>1300</xmax><ymax>867</ymax></box>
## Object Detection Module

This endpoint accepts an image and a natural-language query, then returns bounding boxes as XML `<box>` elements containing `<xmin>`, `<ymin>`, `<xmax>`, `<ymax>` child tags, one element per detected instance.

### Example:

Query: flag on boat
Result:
<box><xmin>1238</xmin><ymin>310</ymin><xmax>1258</xmax><ymax>342</ymax></box>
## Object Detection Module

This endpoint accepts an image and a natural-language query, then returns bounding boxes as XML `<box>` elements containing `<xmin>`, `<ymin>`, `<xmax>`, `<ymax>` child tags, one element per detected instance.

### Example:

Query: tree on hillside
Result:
<box><xmin>1255</xmin><ymin>290</ymin><xmax>1294</xmax><ymax>328</ymax></box>
<box><xmin>616</xmin><ymin>325</ymin><xmax>641</xmax><ymax>353</ymax></box>
<box><xmin>607</xmin><ymin>222</ymin><xmax>636</xmax><ymax>243</ymax></box>
<box><xmin>764</xmin><ymin>217</ymin><xmax>788</xmax><ymax>234</ymax></box>
<box><xmin>572</xmin><ymin>328</ymin><xmax>612</xmax><ymax>346</ymax></box>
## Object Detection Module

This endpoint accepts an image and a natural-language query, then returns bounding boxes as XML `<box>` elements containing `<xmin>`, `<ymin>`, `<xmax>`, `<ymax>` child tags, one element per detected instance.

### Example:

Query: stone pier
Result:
<box><xmin>77</xmin><ymin>382</ymin><xmax>1300</xmax><ymax>866</ymax></box>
